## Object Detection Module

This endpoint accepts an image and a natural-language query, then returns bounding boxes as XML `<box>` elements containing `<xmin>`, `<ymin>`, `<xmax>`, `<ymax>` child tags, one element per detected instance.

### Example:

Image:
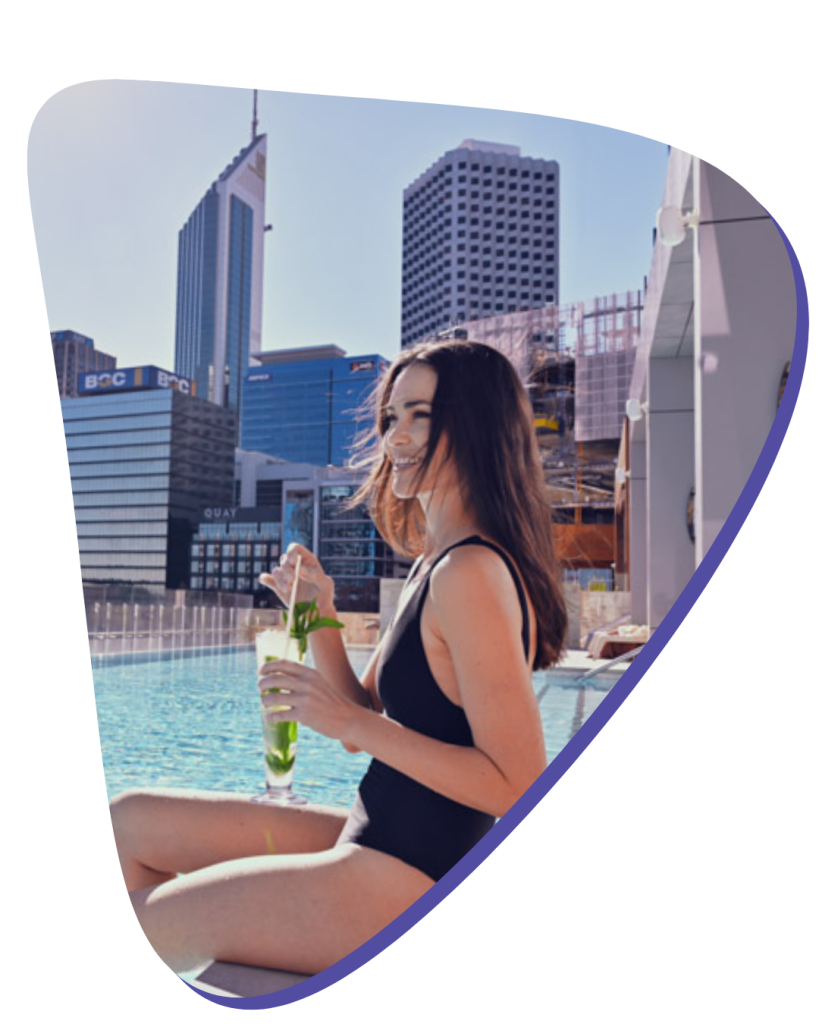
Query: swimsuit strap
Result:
<box><xmin>405</xmin><ymin>554</ymin><xmax>425</xmax><ymax>585</ymax></box>
<box><xmin>421</xmin><ymin>535</ymin><xmax>531</xmax><ymax>659</ymax></box>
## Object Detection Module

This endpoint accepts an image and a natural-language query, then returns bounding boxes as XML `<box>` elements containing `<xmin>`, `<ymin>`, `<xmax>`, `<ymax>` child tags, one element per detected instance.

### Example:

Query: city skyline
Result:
<box><xmin>28</xmin><ymin>81</ymin><xmax>669</xmax><ymax>370</ymax></box>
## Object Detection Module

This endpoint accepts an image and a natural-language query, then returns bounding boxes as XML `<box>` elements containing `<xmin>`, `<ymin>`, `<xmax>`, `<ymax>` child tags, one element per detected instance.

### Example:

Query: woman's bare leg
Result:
<box><xmin>110</xmin><ymin>788</ymin><xmax>349</xmax><ymax>892</ymax></box>
<box><xmin>130</xmin><ymin>844</ymin><xmax>434</xmax><ymax>976</ymax></box>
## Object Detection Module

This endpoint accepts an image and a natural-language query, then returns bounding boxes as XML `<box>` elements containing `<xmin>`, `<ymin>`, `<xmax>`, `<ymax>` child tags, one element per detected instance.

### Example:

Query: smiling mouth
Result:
<box><xmin>392</xmin><ymin>457</ymin><xmax>422</xmax><ymax>471</ymax></box>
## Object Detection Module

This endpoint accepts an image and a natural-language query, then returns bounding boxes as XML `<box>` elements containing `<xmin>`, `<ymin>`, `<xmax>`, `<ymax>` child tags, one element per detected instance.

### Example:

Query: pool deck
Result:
<box><xmin>553</xmin><ymin>647</ymin><xmax>635</xmax><ymax>678</ymax></box>
<box><xmin>187</xmin><ymin>961</ymin><xmax>311</xmax><ymax>998</ymax></box>
<box><xmin>90</xmin><ymin>631</ymin><xmax>637</xmax><ymax>676</ymax></box>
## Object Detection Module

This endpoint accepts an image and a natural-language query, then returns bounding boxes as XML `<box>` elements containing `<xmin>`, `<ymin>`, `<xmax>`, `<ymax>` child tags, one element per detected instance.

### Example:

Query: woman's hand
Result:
<box><xmin>257</xmin><ymin>659</ymin><xmax>363</xmax><ymax>743</ymax></box>
<box><xmin>258</xmin><ymin>543</ymin><xmax>335</xmax><ymax>613</ymax></box>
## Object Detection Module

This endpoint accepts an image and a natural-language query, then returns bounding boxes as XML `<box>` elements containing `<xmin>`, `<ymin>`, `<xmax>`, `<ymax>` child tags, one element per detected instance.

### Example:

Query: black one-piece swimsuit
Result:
<box><xmin>335</xmin><ymin>535</ymin><xmax>532</xmax><ymax>883</ymax></box>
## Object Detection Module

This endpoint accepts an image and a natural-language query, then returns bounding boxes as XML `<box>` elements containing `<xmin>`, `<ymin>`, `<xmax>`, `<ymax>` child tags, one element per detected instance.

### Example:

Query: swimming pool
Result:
<box><xmin>92</xmin><ymin>646</ymin><xmax>616</xmax><ymax>808</ymax></box>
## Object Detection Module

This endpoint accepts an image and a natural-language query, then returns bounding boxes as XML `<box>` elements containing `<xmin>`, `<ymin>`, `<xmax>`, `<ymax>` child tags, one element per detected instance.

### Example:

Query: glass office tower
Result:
<box><xmin>174</xmin><ymin>134</ymin><xmax>267</xmax><ymax>416</ymax></box>
<box><xmin>319</xmin><ymin>483</ymin><xmax>401</xmax><ymax>611</ymax></box>
<box><xmin>62</xmin><ymin>385</ymin><xmax>236</xmax><ymax>589</ymax></box>
<box><xmin>240</xmin><ymin>346</ymin><xmax>388</xmax><ymax>467</ymax></box>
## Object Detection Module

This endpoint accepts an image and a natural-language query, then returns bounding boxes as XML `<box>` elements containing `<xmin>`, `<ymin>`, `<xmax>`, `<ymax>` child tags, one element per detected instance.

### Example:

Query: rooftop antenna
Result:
<box><xmin>251</xmin><ymin>89</ymin><xmax>259</xmax><ymax>142</ymax></box>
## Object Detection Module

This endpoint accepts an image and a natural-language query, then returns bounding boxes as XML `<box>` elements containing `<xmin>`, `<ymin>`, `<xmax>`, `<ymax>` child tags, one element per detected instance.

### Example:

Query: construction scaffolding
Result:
<box><xmin>433</xmin><ymin>291</ymin><xmax>643</xmax><ymax>570</ymax></box>
<box><xmin>574</xmin><ymin>295</ymin><xmax>640</xmax><ymax>442</ymax></box>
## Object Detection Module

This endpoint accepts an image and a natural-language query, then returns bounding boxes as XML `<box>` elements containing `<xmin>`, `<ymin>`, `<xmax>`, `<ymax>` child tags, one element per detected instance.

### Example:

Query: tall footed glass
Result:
<box><xmin>252</xmin><ymin>628</ymin><xmax>308</xmax><ymax>805</ymax></box>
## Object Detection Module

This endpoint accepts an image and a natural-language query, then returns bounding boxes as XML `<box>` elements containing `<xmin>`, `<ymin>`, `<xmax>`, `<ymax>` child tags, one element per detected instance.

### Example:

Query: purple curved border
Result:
<box><xmin>188</xmin><ymin>211</ymin><xmax>809</xmax><ymax>1010</ymax></box>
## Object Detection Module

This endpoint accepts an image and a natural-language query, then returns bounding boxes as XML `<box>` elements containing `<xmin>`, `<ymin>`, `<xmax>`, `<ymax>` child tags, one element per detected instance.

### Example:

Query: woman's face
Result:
<box><xmin>383</xmin><ymin>362</ymin><xmax>453</xmax><ymax>500</ymax></box>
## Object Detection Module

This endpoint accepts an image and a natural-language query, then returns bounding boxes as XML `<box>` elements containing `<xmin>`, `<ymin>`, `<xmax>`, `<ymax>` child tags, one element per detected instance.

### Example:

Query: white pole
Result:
<box><xmin>691</xmin><ymin>156</ymin><xmax>704</xmax><ymax>567</ymax></box>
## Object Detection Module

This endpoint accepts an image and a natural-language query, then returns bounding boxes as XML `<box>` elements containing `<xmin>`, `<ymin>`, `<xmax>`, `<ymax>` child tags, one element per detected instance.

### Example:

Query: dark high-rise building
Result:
<box><xmin>401</xmin><ymin>140</ymin><xmax>559</xmax><ymax>348</ymax></box>
<box><xmin>62</xmin><ymin>366</ymin><xmax>235</xmax><ymax>589</ymax></box>
<box><xmin>51</xmin><ymin>330</ymin><xmax>116</xmax><ymax>398</ymax></box>
<box><xmin>174</xmin><ymin>133</ymin><xmax>267</xmax><ymax>416</ymax></box>
<box><xmin>240</xmin><ymin>345</ymin><xmax>388</xmax><ymax>467</ymax></box>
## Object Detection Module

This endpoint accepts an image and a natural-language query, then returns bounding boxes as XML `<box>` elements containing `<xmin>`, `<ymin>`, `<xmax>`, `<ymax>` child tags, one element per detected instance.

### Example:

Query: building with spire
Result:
<box><xmin>174</xmin><ymin>94</ymin><xmax>268</xmax><ymax>417</ymax></box>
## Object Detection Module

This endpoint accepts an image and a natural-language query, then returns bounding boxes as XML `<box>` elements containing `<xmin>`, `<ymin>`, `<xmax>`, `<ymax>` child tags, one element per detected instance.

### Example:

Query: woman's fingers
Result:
<box><xmin>285</xmin><ymin>541</ymin><xmax>316</xmax><ymax>560</ymax></box>
<box><xmin>261</xmin><ymin>689</ymin><xmax>297</xmax><ymax>707</ymax></box>
<box><xmin>265</xmin><ymin>705</ymin><xmax>302</xmax><ymax>723</ymax></box>
<box><xmin>256</xmin><ymin>662</ymin><xmax>356</xmax><ymax>742</ymax></box>
<box><xmin>281</xmin><ymin>545</ymin><xmax>326</xmax><ymax>578</ymax></box>
<box><xmin>282</xmin><ymin>543</ymin><xmax>319</xmax><ymax>569</ymax></box>
<box><xmin>258</xmin><ymin>559</ymin><xmax>320</xmax><ymax>602</ymax></box>
<box><xmin>258</xmin><ymin>565</ymin><xmax>293</xmax><ymax>596</ymax></box>
<box><xmin>258</xmin><ymin>663</ymin><xmax>312</xmax><ymax>705</ymax></box>
<box><xmin>258</xmin><ymin>658</ymin><xmax>304</xmax><ymax>680</ymax></box>
<box><xmin>264</xmin><ymin>558</ymin><xmax>318</xmax><ymax>593</ymax></box>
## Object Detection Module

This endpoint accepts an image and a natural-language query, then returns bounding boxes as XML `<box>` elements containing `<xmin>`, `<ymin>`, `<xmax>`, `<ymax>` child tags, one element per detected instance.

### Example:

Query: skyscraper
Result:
<box><xmin>51</xmin><ymin>329</ymin><xmax>116</xmax><ymax>397</ymax></box>
<box><xmin>174</xmin><ymin>126</ymin><xmax>267</xmax><ymax>414</ymax></box>
<box><xmin>401</xmin><ymin>140</ymin><xmax>559</xmax><ymax>348</ymax></box>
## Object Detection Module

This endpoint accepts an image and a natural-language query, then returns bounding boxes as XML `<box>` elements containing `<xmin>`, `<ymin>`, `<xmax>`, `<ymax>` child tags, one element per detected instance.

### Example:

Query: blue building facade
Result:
<box><xmin>240</xmin><ymin>346</ymin><xmax>388</xmax><ymax>467</ymax></box>
<box><xmin>174</xmin><ymin>134</ymin><xmax>267</xmax><ymax>416</ymax></box>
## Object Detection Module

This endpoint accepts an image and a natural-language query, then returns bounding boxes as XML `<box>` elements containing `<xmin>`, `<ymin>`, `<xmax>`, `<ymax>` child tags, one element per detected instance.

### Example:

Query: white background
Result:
<box><xmin>5</xmin><ymin>3</ymin><xmax>816</xmax><ymax>1021</ymax></box>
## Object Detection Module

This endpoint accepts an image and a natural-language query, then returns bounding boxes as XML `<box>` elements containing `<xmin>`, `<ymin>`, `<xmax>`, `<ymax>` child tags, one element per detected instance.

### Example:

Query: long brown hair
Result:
<box><xmin>350</xmin><ymin>339</ymin><xmax>567</xmax><ymax>669</ymax></box>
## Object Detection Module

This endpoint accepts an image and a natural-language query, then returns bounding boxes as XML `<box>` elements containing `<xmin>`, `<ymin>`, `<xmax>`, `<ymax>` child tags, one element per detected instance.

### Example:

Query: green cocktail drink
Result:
<box><xmin>251</xmin><ymin>597</ymin><xmax>344</xmax><ymax>806</ymax></box>
<box><xmin>252</xmin><ymin>628</ymin><xmax>307</xmax><ymax>805</ymax></box>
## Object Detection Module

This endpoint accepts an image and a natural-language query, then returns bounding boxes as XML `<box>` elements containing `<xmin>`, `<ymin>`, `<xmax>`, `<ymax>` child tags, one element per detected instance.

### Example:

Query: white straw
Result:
<box><xmin>287</xmin><ymin>554</ymin><xmax>302</xmax><ymax>628</ymax></box>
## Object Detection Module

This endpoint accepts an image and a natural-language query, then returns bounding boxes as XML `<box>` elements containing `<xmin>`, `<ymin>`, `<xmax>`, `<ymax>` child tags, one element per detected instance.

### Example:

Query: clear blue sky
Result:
<box><xmin>28</xmin><ymin>80</ymin><xmax>669</xmax><ymax>367</ymax></box>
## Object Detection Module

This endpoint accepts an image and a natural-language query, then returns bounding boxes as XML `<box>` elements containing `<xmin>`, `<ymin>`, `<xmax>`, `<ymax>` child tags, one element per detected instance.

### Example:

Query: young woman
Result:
<box><xmin>111</xmin><ymin>339</ymin><xmax>567</xmax><ymax>976</ymax></box>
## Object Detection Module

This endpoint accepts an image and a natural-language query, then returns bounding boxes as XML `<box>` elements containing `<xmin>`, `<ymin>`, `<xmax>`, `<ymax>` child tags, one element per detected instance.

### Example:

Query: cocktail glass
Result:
<box><xmin>252</xmin><ymin>628</ymin><xmax>308</xmax><ymax>805</ymax></box>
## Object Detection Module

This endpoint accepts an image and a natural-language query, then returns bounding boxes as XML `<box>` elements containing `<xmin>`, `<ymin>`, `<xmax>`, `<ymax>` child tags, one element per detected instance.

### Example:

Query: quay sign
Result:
<box><xmin>78</xmin><ymin>365</ymin><xmax>197</xmax><ymax>396</ymax></box>
<box><xmin>202</xmin><ymin>507</ymin><xmax>238</xmax><ymax>520</ymax></box>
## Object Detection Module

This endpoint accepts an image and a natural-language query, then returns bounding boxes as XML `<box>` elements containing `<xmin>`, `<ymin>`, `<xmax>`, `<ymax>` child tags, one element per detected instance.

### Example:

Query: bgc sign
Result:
<box><xmin>78</xmin><ymin>366</ymin><xmax>197</xmax><ymax>396</ymax></box>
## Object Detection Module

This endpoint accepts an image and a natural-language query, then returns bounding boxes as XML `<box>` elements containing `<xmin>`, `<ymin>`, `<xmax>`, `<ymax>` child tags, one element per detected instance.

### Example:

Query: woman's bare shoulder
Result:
<box><xmin>434</xmin><ymin>539</ymin><xmax>524</xmax><ymax>583</ymax></box>
<box><xmin>427</xmin><ymin>543</ymin><xmax>524</xmax><ymax>618</ymax></box>
<box><xmin>426</xmin><ymin>542</ymin><xmax>535</xmax><ymax>664</ymax></box>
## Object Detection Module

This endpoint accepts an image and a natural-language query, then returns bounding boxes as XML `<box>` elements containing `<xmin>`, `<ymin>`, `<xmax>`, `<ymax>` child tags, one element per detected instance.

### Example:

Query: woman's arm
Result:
<box><xmin>262</xmin><ymin>547</ymin><xmax>545</xmax><ymax>818</ymax></box>
<box><xmin>306</xmin><ymin>596</ymin><xmax>378</xmax><ymax>710</ymax></box>
<box><xmin>300</xmin><ymin>549</ymin><xmax>423</xmax><ymax>713</ymax></box>
<box><xmin>260</xmin><ymin>544</ymin><xmax>372</xmax><ymax>708</ymax></box>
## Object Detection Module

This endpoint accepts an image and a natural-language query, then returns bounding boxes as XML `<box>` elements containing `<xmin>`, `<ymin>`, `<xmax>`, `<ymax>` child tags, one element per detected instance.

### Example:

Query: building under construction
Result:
<box><xmin>434</xmin><ymin>291</ymin><xmax>642</xmax><ymax>578</ymax></box>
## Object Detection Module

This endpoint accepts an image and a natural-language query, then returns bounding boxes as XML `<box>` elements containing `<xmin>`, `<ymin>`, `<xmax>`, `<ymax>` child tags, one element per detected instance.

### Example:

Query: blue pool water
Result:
<box><xmin>92</xmin><ymin>646</ymin><xmax>614</xmax><ymax>809</ymax></box>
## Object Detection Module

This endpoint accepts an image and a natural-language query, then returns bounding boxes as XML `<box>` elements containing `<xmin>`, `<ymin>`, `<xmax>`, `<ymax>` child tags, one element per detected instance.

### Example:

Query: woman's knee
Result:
<box><xmin>110</xmin><ymin>788</ymin><xmax>158</xmax><ymax>844</ymax></box>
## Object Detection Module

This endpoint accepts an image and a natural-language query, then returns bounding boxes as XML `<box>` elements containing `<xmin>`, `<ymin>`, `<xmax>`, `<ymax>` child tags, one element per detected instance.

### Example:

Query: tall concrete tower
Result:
<box><xmin>401</xmin><ymin>140</ymin><xmax>559</xmax><ymax>348</ymax></box>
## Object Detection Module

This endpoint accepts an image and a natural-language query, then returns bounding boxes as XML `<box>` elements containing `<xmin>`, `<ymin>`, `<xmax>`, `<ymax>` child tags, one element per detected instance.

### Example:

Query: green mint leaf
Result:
<box><xmin>307</xmin><ymin>617</ymin><xmax>345</xmax><ymax>631</ymax></box>
<box><xmin>284</xmin><ymin>598</ymin><xmax>345</xmax><ymax>650</ymax></box>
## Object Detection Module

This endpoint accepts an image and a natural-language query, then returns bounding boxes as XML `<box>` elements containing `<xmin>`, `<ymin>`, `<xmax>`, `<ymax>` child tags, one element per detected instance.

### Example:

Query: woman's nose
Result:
<box><xmin>387</xmin><ymin>421</ymin><xmax>410</xmax><ymax>445</ymax></box>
